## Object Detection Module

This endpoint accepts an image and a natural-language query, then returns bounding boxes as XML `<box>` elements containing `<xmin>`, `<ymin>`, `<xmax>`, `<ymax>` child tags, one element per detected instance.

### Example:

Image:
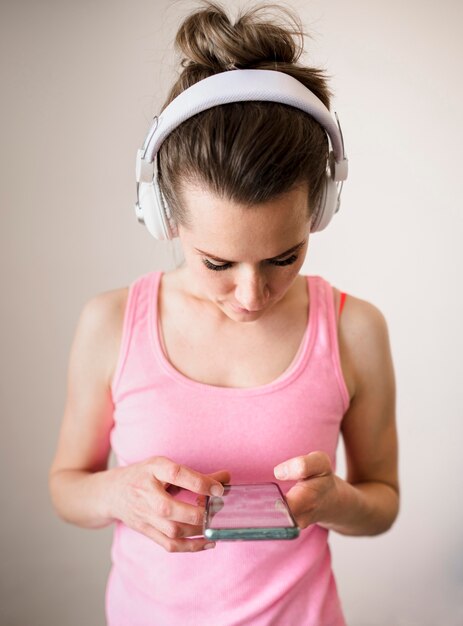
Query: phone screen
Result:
<box><xmin>203</xmin><ymin>482</ymin><xmax>300</xmax><ymax>541</ymax></box>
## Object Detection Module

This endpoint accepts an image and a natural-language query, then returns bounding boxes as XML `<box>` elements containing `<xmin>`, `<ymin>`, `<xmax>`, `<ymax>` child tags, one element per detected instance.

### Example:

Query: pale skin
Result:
<box><xmin>48</xmin><ymin>180</ymin><xmax>399</xmax><ymax>552</ymax></box>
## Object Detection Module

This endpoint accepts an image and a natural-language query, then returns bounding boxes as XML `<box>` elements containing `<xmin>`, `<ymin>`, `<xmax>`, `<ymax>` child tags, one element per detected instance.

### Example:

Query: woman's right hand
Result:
<box><xmin>107</xmin><ymin>456</ymin><xmax>230</xmax><ymax>553</ymax></box>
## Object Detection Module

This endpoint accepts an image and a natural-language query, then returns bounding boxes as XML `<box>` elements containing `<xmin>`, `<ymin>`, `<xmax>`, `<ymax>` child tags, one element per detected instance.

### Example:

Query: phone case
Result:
<box><xmin>203</xmin><ymin>482</ymin><xmax>300</xmax><ymax>541</ymax></box>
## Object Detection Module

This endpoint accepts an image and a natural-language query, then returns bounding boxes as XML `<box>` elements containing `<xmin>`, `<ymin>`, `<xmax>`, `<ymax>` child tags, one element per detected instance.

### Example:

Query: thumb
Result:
<box><xmin>274</xmin><ymin>452</ymin><xmax>332</xmax><ymax>481</ymax></box>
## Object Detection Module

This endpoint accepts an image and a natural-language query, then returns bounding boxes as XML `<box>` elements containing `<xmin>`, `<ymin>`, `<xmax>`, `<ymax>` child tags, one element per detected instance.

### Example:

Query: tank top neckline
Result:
<box><xmin>148</xmin><ymin>271</ymin><xmax>319</xmax><ymax>396</ymax></box>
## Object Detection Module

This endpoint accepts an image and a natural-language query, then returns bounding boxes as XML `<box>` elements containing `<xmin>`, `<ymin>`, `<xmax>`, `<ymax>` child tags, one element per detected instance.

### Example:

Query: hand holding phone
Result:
<box><xmin>203</xmin><ymin>482</ymin><xmax>300</xmax><ymax>541</ymax></box>
<box><xmin>108</xmin><ymin>456</ymin><xmax>229</xmax><ymax>552</ymax></box>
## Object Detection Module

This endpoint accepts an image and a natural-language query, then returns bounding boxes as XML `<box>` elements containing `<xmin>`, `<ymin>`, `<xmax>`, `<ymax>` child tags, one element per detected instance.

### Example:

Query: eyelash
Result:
<box><xmin>202</xmin><ymin>255</ymin><xmax>299</xmax><ymax>272</ymax></box>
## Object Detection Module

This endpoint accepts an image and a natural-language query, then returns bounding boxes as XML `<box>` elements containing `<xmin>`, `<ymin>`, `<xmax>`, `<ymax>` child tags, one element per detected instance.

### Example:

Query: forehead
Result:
<box><xmin>179</xmin><ymin>182</ymin><xmax>310</xmax><ymax>259</ymax></box>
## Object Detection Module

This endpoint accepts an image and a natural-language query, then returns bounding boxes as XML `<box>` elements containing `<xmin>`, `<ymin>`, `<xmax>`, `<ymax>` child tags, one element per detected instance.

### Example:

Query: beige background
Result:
<box><xmin>1</xmin><ymin>0</ymin><xmax>462</xmax><ymax>624</ymax></box>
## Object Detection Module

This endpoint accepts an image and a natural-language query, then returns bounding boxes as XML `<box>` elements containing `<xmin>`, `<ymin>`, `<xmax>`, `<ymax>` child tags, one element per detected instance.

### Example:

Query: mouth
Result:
<box><xmin>230</xmin><ymin>303</ymin><xmax>264</xmax><ymax>314</ymax></box>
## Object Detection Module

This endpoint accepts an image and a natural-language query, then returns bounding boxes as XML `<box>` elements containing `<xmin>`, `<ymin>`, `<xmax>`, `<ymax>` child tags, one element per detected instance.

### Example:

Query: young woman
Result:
<box><xmin>49</xmin><ymin>3</ymin><xmax>399</xmax><ymax>625</ymax></box>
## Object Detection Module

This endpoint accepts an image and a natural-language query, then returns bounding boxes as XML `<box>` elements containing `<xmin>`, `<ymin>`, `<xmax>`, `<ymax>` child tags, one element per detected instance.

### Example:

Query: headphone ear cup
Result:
<box><xmin>310</xmin><ymin>155</ymin><xmax>339</xmax><ymax>233</ymax></box>
<box><xmin>137</xmin><ymin>176</ymin><xmax>178</xmax><ymax>240</ymax></box>
<box><xmin>137</xmin><ymin>181</ymin><xmax>169</xmax><ymax>239</ymax></box>
<box><xmin>153</xmin><ymin>174</ymin><xmax>179</xmax><ymax>239</ymax></box>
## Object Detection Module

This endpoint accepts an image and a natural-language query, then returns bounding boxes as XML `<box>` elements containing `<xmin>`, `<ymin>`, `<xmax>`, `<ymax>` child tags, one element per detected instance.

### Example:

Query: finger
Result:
<box><xmin>152</xmin><ymin>457</ymin><xmax>226</xmax><ymax>496</ymax></box>
<box><xmin>167</xmin><ymin>470</ymin><xmax>231</xmax><ymax>499</ymax></box>
<box><xmin>152</xmin><ymin>491</ymin><xmax>206</xmax><ymax>526</ymax></box>
<box><xmin>140</xmin><ymin>522</ymin><xmax>216</xmax><ymax>553</ymax></box>
<box><xmin>274</xmin><ymin>497</ymin><xmax>307</xmax><ymax>526</ymax></box>
<box><xmin>161</xmin><ymin>470</ymin><xmax>230</xmax><ymax>493</ymax></box>
<box><xmin>195</xmin><ymin>494</ymin><xmax>207</xmax><ymax>507</ymax></box>
<box><xmin>274</xmin><ymin>451</ymin><xmax>332</xmax><ymax>480</ymax></box>
<box><xmin>195</xmin><ymin>469</ymin><xmax>231</xmax><ymax>506</ymax></box>
<box><xmin>155</xmin><ymin>518</ymin><xmax>206</xmax><ymax>540</ymax></box>
<box><xmin>284</xmin><ymin>483</ymin><xmax>315</xmax><ymax>517</ymax></box>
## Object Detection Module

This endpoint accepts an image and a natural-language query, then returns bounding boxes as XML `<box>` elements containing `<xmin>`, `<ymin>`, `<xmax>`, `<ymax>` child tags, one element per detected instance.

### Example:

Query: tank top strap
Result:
<box><xmin>111</xmin><ymin>270</ymin><xmax>161</xmax><ymax>401</ymax></box>
<box><xmin>308</xmin><ymin>276</ymin><xmax>350</xmax><ymax>411</ymax></box>
<box><xmin>339</xmin><ymin>292</ymin><xmax>347</xmax><ymax>316</ymax></box>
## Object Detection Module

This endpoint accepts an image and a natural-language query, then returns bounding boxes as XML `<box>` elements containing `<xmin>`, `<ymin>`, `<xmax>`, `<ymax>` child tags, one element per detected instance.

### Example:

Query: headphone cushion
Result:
<box><xmin>139</xmin><ymin>181</ymin><xmax>175</xmax><ymax>240</ymax></box>
<box><xmin>310</xmin><ymin>176</ymin><xmax>338</xmax><ymax>233</ymax></box>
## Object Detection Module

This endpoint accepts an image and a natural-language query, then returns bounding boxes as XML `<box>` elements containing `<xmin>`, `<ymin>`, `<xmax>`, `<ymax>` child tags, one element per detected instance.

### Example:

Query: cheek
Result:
<box><xmin>272</xmin><ymin>258</ymin><xmax>305</xmax><ymax>291</ymax></box>
<box><xmin>195</xmin><ymin>264</ymin><xmax>234</xmax><ymax>294</ymax></box>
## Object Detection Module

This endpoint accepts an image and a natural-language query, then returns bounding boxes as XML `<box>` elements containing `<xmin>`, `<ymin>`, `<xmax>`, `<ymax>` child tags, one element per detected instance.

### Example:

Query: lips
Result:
<box><xmin>230</xmin><ymin>303</ymin><xmax>263</xmax><ymax>314</ymax></box>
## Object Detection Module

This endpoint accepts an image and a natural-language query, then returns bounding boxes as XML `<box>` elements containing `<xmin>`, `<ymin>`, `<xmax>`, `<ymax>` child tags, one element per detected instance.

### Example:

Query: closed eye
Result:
<box><xmin>202</xmin><ymin>255</ymin><xmax>299</xmax><ymax>271</ymax></box>
<box><xmin>271</xmin><ymin>254</ymin><xmax>299</xmax><ymax>267</ymax></box>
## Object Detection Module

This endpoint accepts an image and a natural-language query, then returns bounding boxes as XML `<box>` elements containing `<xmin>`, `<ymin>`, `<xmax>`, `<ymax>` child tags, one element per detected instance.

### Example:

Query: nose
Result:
<box><xmin>234</xmin><ymin>267</ymin><xmax>270</xmax><ymax>311</ymax></box>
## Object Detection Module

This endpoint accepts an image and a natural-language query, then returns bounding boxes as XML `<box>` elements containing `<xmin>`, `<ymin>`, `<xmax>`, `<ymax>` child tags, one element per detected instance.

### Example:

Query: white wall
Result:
<box><xmin>1</xmin><ymin>1</ymin><xmax>462</xmax><ymax>624</ymax></box>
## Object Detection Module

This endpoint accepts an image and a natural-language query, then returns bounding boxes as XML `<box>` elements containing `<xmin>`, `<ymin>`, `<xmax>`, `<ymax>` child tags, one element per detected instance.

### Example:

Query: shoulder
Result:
<box><xmin>80</xmin><ymin>287</ymin><xmax>129</xmax><ymax>334</ymax></box>
<box><xmin>337</xmin><ymin>290</ymin><xmax>393</xmax><ymax>400</ymax></box>
<box><xmin>340</xmin><ymin>291</ymin><xmax>390</xmax><ymax>343</ymax></box>
<box><xmin>342</xmin><ymin>294</ymin><xmax>390</xmax><ymax>353</ymax></box>
<box><xmin>301</xmin><ymin>274</ymin><xmax>387</xmax><ymax>339</ymax></box>
<box><xmin>77</xmin><ymin>286</ymin><xmax>129</xmax><ymax>386</ymax></box>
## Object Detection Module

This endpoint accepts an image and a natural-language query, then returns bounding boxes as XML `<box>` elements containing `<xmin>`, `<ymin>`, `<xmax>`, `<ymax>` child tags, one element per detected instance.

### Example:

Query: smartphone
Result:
<box><xmin>203</xmin><ymin>482</ymin><xmax>300</xmax><ymax>541</ymax></box>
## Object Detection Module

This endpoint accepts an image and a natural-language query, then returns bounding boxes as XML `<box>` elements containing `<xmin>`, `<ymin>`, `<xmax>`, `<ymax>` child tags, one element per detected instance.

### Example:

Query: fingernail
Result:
<box><xmin>203</xmin><ymin>542</ymin><xmax>215</xmax><ymax>550</ymax></box>
<box><xmin>210</xmin><ymin>484</ymin><xmax>224</xmax><ymax>497</ymax></box>
<box><xmin>274</xmin><ymin>465</ymin><xmax>288</xmax><ymax>479</ymax></box>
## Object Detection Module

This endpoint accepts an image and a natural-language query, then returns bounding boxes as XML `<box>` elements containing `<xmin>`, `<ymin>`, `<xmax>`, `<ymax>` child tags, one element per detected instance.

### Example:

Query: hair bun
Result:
<box><xmin>175</xmin><ymin>1</ymin><xmax>305</xmax><ymax>72</ymax></box>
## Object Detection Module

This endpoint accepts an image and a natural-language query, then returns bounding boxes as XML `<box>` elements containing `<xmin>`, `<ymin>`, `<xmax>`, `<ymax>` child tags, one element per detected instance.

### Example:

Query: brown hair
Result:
<box><xmin>157</xmin><ymin>1</ymin><xmax>333</xmax><ymax>230</ymax></box>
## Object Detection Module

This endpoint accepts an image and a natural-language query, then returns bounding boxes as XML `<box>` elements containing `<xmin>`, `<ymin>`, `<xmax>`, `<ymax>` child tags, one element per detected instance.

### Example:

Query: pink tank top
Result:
<box><xmin>106</xmin><ymin>270</ymin><xmax>350</xmax><ymax>626</ymax></box>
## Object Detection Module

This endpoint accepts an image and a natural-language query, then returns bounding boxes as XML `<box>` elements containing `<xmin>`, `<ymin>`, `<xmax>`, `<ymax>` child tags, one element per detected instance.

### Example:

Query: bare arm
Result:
<box><xmin>319</xmin><ymin>295</ymin><xmax>400</xmax><ymax>535</ymax></box>
<box><xmin>48</xmin><ymin>290</ymin><xmax>124</xmax><ymax>528</ymax></box>
<box><xmin>48</xmin><ymin>290</ymin><xmax>229</xmax><ymax>552</ymax></box>
<box><xmin>276</xmin><ymin>295</ymin><xmax>399</xmax><ymax>536</ymax></box>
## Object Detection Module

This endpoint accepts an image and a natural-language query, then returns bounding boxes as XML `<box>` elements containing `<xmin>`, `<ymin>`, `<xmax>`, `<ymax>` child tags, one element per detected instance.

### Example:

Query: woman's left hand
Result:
<box><xmin>274</xmin><ymin>451</ymin><xmax>341</xmax><ymax>529</ymax></box>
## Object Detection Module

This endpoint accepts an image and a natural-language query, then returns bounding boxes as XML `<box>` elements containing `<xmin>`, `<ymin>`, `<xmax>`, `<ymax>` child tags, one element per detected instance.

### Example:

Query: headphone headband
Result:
<box><xmin>134</xmin><ymin>68</ymin><xmax>349</xmax><ymax>239</ymax></box>
<box><xmin>136</xmin><ymin>69</ymin><xmax>348</xmax><ymax>185</ymax></box>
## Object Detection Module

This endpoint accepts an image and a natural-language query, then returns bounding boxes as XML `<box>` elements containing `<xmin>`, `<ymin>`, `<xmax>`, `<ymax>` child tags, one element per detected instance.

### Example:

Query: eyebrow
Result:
<box><xmin>194</xmin><ymin>239</ymin><xmax>307</xmax><ymax>263</ymax></box>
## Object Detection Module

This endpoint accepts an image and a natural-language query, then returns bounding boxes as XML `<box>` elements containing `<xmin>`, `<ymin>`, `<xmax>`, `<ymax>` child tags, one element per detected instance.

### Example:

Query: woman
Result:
<box><xmin>49</xmin><ymin>2</ymin><xmax>399</xmax><ymax>625</ymax></box>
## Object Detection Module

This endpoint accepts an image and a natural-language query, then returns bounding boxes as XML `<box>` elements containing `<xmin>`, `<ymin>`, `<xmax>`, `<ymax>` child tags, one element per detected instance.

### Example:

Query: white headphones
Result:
<box><xmin>135</xmin><ymin>69</ymin><xmax>348</xmax><ymax>239</ymax></box>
